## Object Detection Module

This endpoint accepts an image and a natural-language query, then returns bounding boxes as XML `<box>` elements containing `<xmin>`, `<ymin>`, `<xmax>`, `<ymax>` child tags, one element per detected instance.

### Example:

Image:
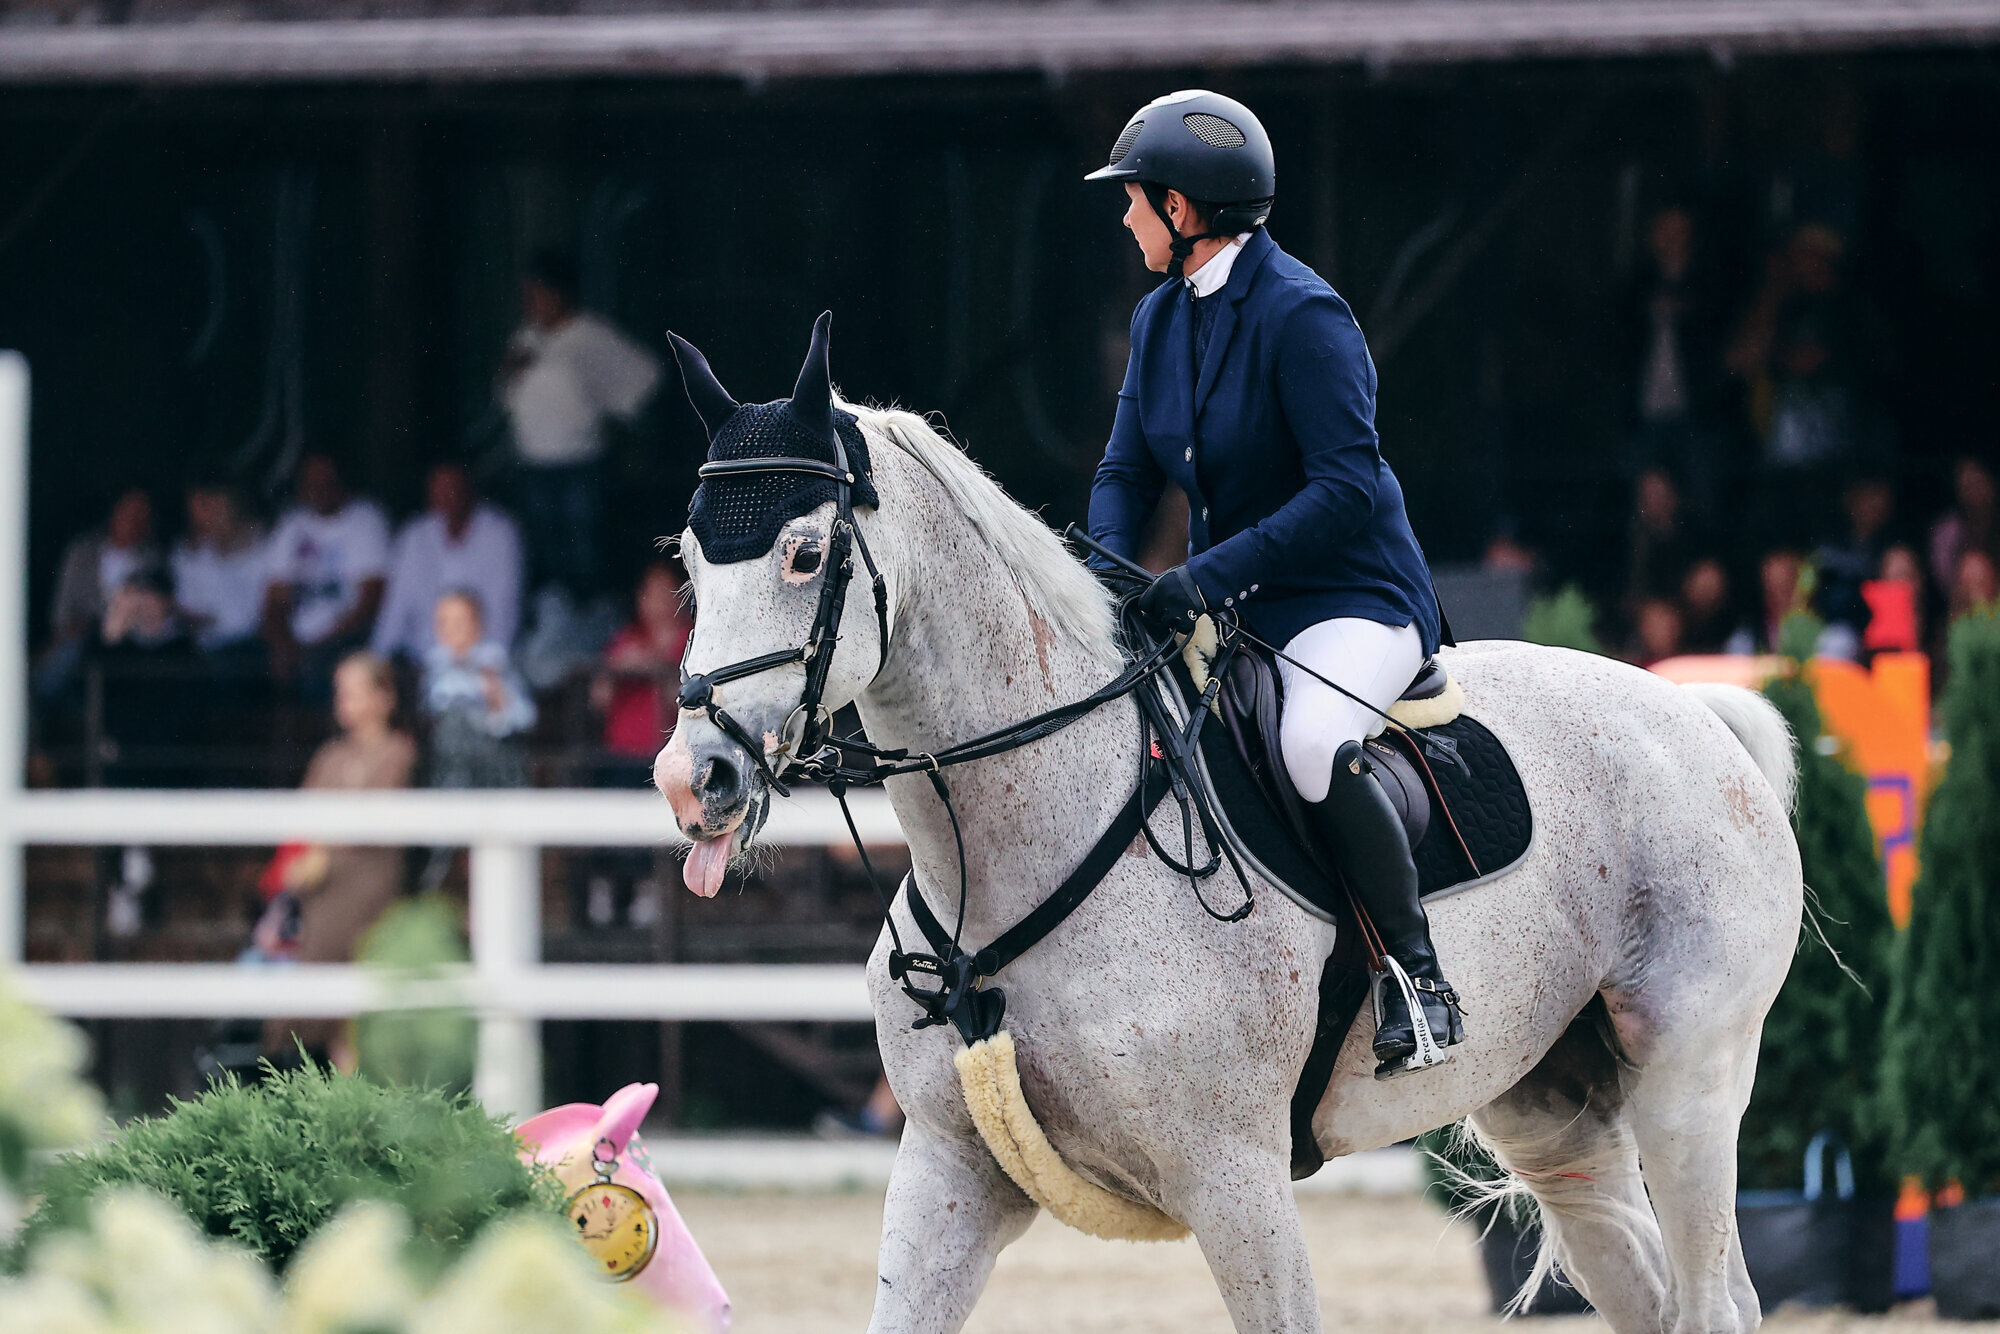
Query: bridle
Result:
<box><xmin>675</xmin><ymin>424</ymin><xmax>890</xmax><ymax>798</ymax></box>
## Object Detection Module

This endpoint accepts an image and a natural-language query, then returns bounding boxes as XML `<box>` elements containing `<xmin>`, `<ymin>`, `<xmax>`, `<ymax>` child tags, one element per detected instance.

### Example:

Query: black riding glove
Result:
<box><xmin>1135</xmin><ymin>564</ymin><xmax>1208</xmax><ymax>633</ymax></box>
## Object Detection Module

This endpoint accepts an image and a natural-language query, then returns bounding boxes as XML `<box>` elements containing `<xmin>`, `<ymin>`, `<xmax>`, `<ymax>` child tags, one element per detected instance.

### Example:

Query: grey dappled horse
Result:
<box><xmin>657</xmin><ymin>376</ymin><xmax>1802</xmax><ymax>1333</ymax></box>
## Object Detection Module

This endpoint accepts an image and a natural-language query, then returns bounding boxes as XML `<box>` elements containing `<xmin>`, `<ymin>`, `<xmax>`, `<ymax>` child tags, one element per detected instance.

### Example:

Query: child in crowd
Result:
<box><xmin>422</xmin><ymin>589</ymin><xmax>537</xmax><ymax>789</ymax></box>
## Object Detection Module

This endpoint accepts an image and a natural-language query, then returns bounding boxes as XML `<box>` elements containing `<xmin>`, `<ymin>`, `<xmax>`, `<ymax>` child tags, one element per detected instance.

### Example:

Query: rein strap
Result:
<box><xmin>894</xmin><ymin>751</ymin><xmax>1173</xmax><ymax>1045</ymax></box>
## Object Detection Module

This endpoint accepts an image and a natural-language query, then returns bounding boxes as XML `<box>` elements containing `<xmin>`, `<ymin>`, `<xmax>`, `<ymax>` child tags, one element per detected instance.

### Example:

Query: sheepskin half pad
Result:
<box><xmin>955</xmin><ymin>1032</ymin><xmax>1189</xmax><ymax>1242</ymax></box>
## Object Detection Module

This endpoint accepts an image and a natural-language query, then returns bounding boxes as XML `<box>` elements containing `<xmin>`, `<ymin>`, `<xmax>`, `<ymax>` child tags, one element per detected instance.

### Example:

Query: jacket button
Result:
<box><xmin>1250</xmin><ymin>584</ymin><xmax>1259</xmax><ymax>593</ymax></box>
<box><xmin>1184</xmin><ymin>448</ymin><xmax>1193</xmax><ymax>462</ymax></box>
<box><xmin>1201</xmin><ymin>507</ymin><xmax>1209</xmax><ymax>521</ymax></box>
<box><xmin>1223</xmin><ymin>597</ymin><xmax>1234</xmax><ymax>607</ymax></box>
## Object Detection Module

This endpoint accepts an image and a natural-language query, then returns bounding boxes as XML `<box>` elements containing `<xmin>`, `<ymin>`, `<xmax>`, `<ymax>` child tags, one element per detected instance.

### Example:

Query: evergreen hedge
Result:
<box><xmin>1881</xmin><ymin>607</ymin><xmax>2000</xmax><ymax>1193</ymax></box>
<box><xmin>1519</xmin><ymin>585</ymin><xmax>1605</xmax><ymax>655</ymax></box>
<box><xmin>356</xmin><ymin>897</ymin><xmax>479</xmax><ymax>1093</ymax></box>
<box><xmin>1738</xmin><ymin>630</ymin><xmax>1893</xmax><ymax>1191</ymax></box>
<box><xmin>13</xmin><ymin>1064</ymin><xmax>563</xmax><ymax>1273</ymax></box>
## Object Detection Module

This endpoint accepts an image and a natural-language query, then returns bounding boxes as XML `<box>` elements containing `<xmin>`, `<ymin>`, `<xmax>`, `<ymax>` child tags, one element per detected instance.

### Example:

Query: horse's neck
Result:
<box><xmin>857</xmin><ymin>515</ymin><xmax>1137</xmax><ymax>940</ymax></box>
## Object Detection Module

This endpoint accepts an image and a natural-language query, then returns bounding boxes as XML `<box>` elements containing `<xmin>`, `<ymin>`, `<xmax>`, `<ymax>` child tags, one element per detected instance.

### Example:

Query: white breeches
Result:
<box><xmin>1276</xmin><ymin>617</ymin><xmax>1426</xmax><ymax>804</ymax></box>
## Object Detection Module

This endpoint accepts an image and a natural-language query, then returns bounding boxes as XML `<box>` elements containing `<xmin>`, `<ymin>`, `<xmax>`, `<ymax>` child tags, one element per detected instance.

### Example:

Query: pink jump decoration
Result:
<box><xmin>516</xmin><ymin>1082</ymin><xmax>731</xmax><ymax>1331</ymax></box>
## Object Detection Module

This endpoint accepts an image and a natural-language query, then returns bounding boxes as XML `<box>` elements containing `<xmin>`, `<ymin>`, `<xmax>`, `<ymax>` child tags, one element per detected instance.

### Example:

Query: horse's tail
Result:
<box><xmin>1683</xmin><ymin>682</ymin><xmax>1799</xmax><ymax>815</ymax></box>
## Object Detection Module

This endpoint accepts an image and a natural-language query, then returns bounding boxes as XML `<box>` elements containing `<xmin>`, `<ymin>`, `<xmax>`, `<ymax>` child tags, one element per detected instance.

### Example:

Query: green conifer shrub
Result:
<box><xmin>1519</xmin><ymin>585</ymin><xmax>1604</xmax><ymax>655</ymax></box>
<box><xmin>13</xmin><ymin>1064</ymin><xmax>563</xmax><ymax>1273</ymax></box>
<box><xmin>356</xmin><ymin>897</ymin><xmax>478</xmax><ymax>1093</ymax></box>
<box><xmin>1739</xmin><ymin>620</ymin><xmax>1892</xmax><ymax>1190</ymax></box>
<box><xmin>1881</xmin><ymin>607</ymin><xmax>2000</xmax><ymax>1192</ymax></box>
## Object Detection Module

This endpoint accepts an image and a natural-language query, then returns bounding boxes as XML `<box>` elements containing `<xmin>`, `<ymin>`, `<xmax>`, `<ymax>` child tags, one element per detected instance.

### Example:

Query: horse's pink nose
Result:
<box><xmin>655</xmin><ymin>730</ymin><xmax>752</xmax><ymax>835</ymax></box>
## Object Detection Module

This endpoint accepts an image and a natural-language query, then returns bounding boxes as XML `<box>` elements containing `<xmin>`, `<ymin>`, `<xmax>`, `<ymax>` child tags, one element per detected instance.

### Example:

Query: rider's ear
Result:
<box><xmin>789</xmin><ymin>310</ymin><xmax>834</xmax><ymax>436</ymax></box>
<box><xmin>668</xmin><ymin>332</ymin><xmax>739</xmax><ymax>439</ymax></box>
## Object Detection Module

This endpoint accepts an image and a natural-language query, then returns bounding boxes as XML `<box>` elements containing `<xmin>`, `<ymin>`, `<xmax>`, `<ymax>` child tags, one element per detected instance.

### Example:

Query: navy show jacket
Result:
<box><xmin>1088</xmin><ymin>229</ymin><xmax>1443</xmax><ymax>656</ymax></box>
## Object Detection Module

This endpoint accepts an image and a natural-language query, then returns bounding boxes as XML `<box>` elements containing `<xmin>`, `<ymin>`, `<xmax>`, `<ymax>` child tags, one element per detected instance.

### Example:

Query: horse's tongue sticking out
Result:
<box><xmin>683</xmin><ymin>835</ymin><xmax>732</xmax><ymax>898</ymax></box>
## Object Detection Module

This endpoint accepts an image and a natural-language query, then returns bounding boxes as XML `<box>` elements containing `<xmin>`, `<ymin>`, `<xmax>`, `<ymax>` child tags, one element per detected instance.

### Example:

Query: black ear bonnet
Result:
<box><xmin>687</xmin><ymin>402</ymin><xmax>875</xmax><ymax>563</ymax></box>
<box><xmin>675</xmin><ymin>317</ymin><xmax>878</xmax><ymax>565</ymax></box>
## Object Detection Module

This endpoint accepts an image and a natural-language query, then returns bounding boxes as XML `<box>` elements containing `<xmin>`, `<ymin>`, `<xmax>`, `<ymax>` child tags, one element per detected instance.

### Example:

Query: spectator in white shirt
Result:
<box><xmin>499</xmin><ymin>249</ymin><xmax>660</xmax><ymax>596</ymax></box>
<box><xmin>262</xmin><ymin>454</ymin><xmax>391</xmax><ymax>704</ymax></box>
<box><xmin>373</xmin><ymin>461</ymin><xmax>524</xmax><ymax>660</ymax></box>
<box><xmin>172</xmin><ymin>480</ymin><xmax>268</xmax><ymax>663</ymax></box>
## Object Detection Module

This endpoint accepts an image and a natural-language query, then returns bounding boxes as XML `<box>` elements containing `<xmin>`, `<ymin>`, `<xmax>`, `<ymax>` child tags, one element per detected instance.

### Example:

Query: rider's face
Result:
<box><xmin>1123</xmin><ymin>183</ymin><xmax>1189</xmax><ymax>274</ymax></box>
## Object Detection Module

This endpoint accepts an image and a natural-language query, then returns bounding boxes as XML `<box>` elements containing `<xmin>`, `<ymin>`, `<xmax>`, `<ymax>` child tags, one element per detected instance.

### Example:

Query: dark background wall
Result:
<box><xmin>4</xmin><ymin>52</ymin><xmax>1998</xmax><ymax>635</ymax></box>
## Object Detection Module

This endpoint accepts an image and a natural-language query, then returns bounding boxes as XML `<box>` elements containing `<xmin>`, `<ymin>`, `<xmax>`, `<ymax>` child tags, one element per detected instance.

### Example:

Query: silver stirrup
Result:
<box><xmin>1371</xmin><ymin>956</ymin><xmax>1452</xmax><ymax>1081</ymax></box>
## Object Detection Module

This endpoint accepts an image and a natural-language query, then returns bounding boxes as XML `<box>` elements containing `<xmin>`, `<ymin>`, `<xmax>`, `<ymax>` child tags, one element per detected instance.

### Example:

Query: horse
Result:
<box><xmin>655</xmin><ymin>323</ymin><xmax>1803</xmax><ymax>1334</ymax></box>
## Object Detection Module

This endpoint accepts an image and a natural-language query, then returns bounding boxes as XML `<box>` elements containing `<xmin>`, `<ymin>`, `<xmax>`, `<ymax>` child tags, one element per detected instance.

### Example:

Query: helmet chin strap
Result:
<box><xmin>1142</xmin><ymin>182</ymin><xmax>1230</xmax><ymax>284</ymax></box>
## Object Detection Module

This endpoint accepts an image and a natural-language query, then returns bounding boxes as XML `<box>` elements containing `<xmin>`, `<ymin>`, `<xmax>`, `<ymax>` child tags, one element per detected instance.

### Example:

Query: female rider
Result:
<box><xmin>1084</xmin><ymin>90</ymin><xmax>1463</xmax><ymax>1078</ymax></box>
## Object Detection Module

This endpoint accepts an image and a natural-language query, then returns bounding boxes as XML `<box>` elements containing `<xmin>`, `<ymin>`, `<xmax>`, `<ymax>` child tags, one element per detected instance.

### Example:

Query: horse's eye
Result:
<box><xmin>790</xmin><ymin>542</ymin><xmax>823</xmax><ymax>575</ymax></box>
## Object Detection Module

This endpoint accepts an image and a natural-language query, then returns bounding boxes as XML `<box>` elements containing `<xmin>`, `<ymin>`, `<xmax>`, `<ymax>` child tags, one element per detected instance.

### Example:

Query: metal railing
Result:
<box><xmin>0</xmin><ymin>354</ymin><xmax>894</xmax><ymax>1120</ymax></box>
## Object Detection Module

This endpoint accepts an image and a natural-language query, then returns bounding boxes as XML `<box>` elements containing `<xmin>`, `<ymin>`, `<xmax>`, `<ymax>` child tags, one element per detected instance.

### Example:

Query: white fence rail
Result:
<box><xmin>1</xmin><ymin>788</ymin><xmax>897</xmax><ymax>1118</ymax></box>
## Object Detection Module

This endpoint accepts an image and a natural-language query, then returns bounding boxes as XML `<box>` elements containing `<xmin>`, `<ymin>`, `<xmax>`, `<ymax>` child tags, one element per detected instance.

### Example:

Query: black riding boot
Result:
<box><xmin>1309</xmin><ymin>739</ymin><xmax>1464</xmax><ymax>1079</ymax></box>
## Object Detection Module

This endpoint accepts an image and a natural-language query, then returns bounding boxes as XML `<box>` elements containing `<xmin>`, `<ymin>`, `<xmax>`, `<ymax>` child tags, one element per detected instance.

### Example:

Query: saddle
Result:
<box><xmin>1162</xmin><ymin>642</ymin><xmax>1533</xmax><ymax>1178</ymax></box>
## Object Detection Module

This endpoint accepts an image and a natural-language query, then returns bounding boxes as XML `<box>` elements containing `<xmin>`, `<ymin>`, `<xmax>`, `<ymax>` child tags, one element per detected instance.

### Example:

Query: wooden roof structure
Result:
<box><xmin>2</xmin><ymin>0</ymin><xmax>1998</xmax><ymax>84</ymax></box>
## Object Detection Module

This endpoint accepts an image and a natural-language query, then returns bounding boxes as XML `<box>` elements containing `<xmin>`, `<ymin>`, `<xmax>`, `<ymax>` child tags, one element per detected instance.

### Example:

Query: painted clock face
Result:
<box><xmin>567</xmin><ymin>1181</ymin><xmax>660</xmax><ymax>1282</ymax></box>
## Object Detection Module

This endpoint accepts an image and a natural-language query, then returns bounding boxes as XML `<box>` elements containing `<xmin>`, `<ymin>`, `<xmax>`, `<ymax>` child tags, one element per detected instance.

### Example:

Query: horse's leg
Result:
<box><xmin>868</xmin><ymin>1119</ymin><xmax>1038</xmax><ymax>1334</ymax></box>
<box><xmin>1620</xmin><ymin>1032</ymin><xmax>1762</xmax><ymax>1334</ymax></box>
<box><xmin>1163</xmin><ymin>1150</ymin><xmax>1322</xmax><ymax>1333</ymax></box>
<box><xmin>1470</xmin><ymin>1007</ymin><xmax>1668</xmax><ymax>1334</ymax></box>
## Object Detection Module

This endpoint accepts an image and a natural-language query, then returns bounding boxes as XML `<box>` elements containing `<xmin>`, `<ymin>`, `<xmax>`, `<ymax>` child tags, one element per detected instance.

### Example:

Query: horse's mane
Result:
<box><xmin>845</xmin><ymin>402</ymin><xmax>1118</xmax><ymax>662</ymax></box>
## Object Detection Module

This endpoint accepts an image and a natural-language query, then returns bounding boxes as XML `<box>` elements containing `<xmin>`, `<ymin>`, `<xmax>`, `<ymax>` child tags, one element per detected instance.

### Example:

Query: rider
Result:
<box><xmin>1083</xmin><ymin>90</ymin><xmax>1464</xmax><ymax>1078</ymax></box>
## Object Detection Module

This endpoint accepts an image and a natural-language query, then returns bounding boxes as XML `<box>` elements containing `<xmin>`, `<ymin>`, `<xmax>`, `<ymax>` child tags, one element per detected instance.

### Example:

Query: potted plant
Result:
<box><xmin>1734</xmin><ymin>619</ymin><xmax>1896</xmax><ymax>1313</ymax></box>
<box><xmin>1415</xmin><ymin>1127</ymin><xmax>1592</xmax><ymax>1315</ymax></box>
<box><xmin>12</xmin><ymin>1063</ymin><xmax>563</xmax><ymax>1272</ymax></box>
<box><xmin>1882</xmin><ymin>607</ymin><xmax>2000</xmax><ymax>1320</ymax></box>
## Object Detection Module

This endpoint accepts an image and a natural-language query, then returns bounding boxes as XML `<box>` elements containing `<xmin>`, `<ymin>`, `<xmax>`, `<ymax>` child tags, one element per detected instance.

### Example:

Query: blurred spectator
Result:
<box><xmin>94</xmin><ymin>563</ymin><xmax>197</xmax><ymax>794</ymax></box>
<box><xmin>1726</xmin><ymin>550</ymin><xmax>1807</xmax><ymax>655</ymax></box>
<box><xmin>499</xmin><ymin>249</ymin><xmax>660</xmax><ymax>597</ymax></box>
<box><xmin>1864</xmin><ymin>544</ymin><xmax>1928</xmax><ymax>656</ymax></box>
<box><xmin>1726</xmin><ymin>548</ymin><xmax>1858</xmax><ymax>659</ymax></box>
<box><xmin>34</xmin><ymin>487</ymin><xmax>159</xmax><ymax>700</ymax></box>
<box><xmin>172</xmin><ymin>480</ymin><xmax>268</xmax><ymax>661</ymax></box>
<box><xmin>1623</xmin><ymin>204</ymin><xmax>1726</xmax><ymax>522</ymax></box>
<box><xmin>373</xmin><ymin>461</ymin><xmax>524</xmax><ymax>660</ymax></box>
<box><xmin>1678</xmin><ymin>558</ymin><xmax>1734</xmax><ymax>654</ymax></box>
<box><xmin>1481</xmin><ymin>533</ymin><xmax>1539</xmax><ymax>576</ymax></box>
<box><xmin>99</xmin><ymin>563</ymin><xmax>187</xmax><ymax>654</ymax></box>
<box><xmin>264</xmin><ymin>650</ymin><xmax>416</xmax><ymax>1069</ymax></box>
<box><xmin>421</xmin><ymin>590</ymin><xmax>536</xmax><ymax>790</ymax></box>
<box><xmin>592</xmin><ymin>561</ymin><xmax>692</xmax><ymax>773</ymax></box>
<box><xmin>262</xmin><ymin>454</ymin><xmax>391</xmax><ymax>704</ymax></box>
<box><xmin>1928</xmin><ymin>456</ymin><xmax>1996</xmax><ymax>594</ymax></box>
<box><xmin>1623</xmin><ymin>468</ymin><xmax>1700</xmax><ymax>620</ymax></box>
<box><xmin>91</xmin><ymin>565</ymin><xmax>193</xmax><ymax>922</ymax></box>
<box><xmin>1630</xmin><ymin>596</ymin><xmax>1686</xmax><ymax>667</ymax></box>
<box><xmin>1949</xmin><ymin>548</ymin><xmax>1998</xmax><ymax>623</ymax></box>
<box><xmin>1863</xmin><ymin>543</ymin><xmax>1926</xmax><ymax>654</ymax></box>
<box><xmin>1728</xmin><ymin>224</ymin><xmax>1892</xmax><ymax>544</ymax></box>
<box><xmin>1813</xmin><ymin>476</ymin><xmax>1897</xmax><ymax>638</ymax></box>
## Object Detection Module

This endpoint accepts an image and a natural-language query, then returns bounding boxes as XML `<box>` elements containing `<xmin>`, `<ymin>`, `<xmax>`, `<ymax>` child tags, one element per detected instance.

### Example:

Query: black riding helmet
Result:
<box><xmin>1085</xmin><ymin>90</ymin><xmax>1276</xmax><ymax>280</ymax></box>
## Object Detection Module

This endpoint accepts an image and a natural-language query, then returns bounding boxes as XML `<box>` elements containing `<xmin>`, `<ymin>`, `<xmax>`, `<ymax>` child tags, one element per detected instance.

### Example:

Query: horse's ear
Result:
<box><xmin>668</xmin><ymin>332</ymin><xmax>739</xmax><ymax>439</ymax></box>
<box><xmin>789</xmin><ymin>311</ymin><xmax>833</xmax><ymax>435</ymax></box>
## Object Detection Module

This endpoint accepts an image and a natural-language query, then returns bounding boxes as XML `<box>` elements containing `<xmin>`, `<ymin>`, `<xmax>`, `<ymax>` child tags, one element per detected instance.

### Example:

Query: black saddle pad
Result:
<box><xmin>1169</xmin><ymin>656</ymin><xmax>1532</xmax><ymax>911</ymax></box>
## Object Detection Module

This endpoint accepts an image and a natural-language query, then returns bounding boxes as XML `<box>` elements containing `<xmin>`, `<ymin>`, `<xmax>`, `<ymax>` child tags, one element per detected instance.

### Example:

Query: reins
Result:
<box><xmin>676</xmin><ymin>444</ymin><xmax>1254</xmax><ymax>1045</ymax></box>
